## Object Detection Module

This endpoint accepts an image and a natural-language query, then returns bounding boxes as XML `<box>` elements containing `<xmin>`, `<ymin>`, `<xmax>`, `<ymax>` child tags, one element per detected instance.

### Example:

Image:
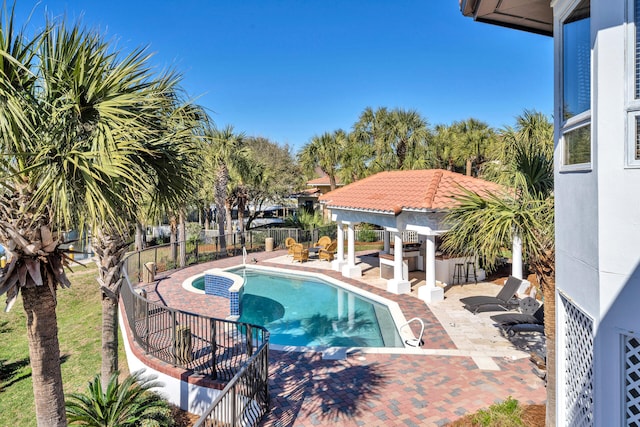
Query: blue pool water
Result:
<box><xmin>197</xmin><ymin>268</ymin><xmax>403</xmax><ymax>348</ymax></box>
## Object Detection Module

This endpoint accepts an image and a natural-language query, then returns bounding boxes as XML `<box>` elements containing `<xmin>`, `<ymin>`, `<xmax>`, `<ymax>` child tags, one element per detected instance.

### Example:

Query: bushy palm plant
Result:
<box><xmin>285</xmin><ymin>210</ymin><xmax>327</xmax><ymax>231</ymax></box>
<box><xmin>66</xmin><ymin>371</ymin><xmax>173</xmax><ymax>427</ymax></box>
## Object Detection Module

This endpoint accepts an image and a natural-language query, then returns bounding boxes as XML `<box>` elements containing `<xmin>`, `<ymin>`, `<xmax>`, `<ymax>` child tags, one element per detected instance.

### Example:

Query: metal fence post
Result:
<box><xmin>171</xmin><ymin>311</ymin><xmax>177</xmax><ymax>366</ymax></box>
<box><xmin>230</xmin><ymin>387</ymin><xmax>237</xmax><ymax>427</ymax></box>
<box><xmin>246</xmin><ymin>324</ymin><xmax>253</xmax><ymax>357</ymax></box>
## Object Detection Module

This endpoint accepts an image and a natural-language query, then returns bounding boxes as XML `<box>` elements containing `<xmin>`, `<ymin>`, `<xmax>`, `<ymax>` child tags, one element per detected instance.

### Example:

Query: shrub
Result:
<box><xmin>66</xmin><ymin>371</ymin><xmax>173</xmax><ymax>427</ymax></box>
<box><xmin>471</xmin><ymin>396</ymin><xmax>524</xmax><ymax>426</ymax></box>
<box><xmin>186</xmin><ymin>222</ymin><xmax>203</xmax><ymax>245</ymax></box>
<box><xmin>357</xmin><ymin>223</ymin><xmax>378</xmax><ymax>242</ymax></box>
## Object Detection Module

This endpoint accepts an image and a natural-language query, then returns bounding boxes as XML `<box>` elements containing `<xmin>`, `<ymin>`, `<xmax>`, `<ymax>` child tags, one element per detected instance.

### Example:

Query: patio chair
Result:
<box><xmin>318</xmin><ymin>240</ymin><xmax>337</xmax><ymax>262</ymax></box>
<box><xmin>460</xmin><ymin>275</ymin><xmax>523</xmax><ymax>314</ymax></box>
<box><xmin>291</xmin><ymin>243</ymin><xmax>309</xmax><ymax>263</ymax></box>
<box><xmin>491</xmin><ymin>304</ymin><xmax>545</xmax><ymax>336</ymax></box>
<box><xmin>285</xmin><ymin>237</ymin><xmax>297</xmax><ymax>256</ymax></box>
<box><xmin>314</xmin><ymin>236</ymin><xmax>332</xmax><ymax>249</ymax></box>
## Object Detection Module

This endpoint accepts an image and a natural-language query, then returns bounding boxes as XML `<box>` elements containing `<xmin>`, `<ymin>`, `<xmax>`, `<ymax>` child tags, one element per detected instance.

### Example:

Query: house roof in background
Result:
<box><xmin>307</xmin><ymin>175</ymin><xmax>343</xmax><ymax>187</ymax></box>
<box><xmin>319</xmin><ymin>169</ymin><xmax>503</xmax><ymax>214</ymax></box>
<box><xmin>459</xmin><ymin>0</ymin><xmax>553</xmax><ymax>37</ymax></box>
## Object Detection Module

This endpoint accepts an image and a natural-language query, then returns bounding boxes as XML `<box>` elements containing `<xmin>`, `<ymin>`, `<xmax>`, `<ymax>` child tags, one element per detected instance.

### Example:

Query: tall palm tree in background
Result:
<box><xmin>298</xmin><ymin>130</ymin><xmax>346</xmax><ymax>190</ymax></box>
<box><xmin>338</xmin><ymin>132</ymin><xmax>372</xmax><ymax>184</ymax></box>
<box><xmin>204</xmin><ymin>125</ymin><xmax>247</xmax><ymax>251</ymax></box>
<box><xmin>441</xmin><ymin>110</ymin><xmax>556</xmax><ymax>425</ymax></box>
<box><xmin>450</xmin><ymin>118</ymin><xmax>495</xmax><ymax>176</ymax></box>
<box><xmin>385</xmin><ymin>108</ymin><xmax>430</xmax><ymax>170</ymax></box>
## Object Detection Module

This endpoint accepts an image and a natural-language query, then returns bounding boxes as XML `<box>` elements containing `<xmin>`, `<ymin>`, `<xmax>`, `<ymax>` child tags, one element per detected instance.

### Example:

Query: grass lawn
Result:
<box><xmin>0</xmin><ymin>263</ymin><xmax>128</xmax><ymax>426</ymax></box>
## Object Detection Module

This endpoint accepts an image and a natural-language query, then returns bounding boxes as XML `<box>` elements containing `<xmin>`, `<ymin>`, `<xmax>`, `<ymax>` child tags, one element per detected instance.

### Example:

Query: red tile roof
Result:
<box><xmin>318</xmin><ymin>169</ymin><xmax>503</xmax><ymax>214</ymax></box>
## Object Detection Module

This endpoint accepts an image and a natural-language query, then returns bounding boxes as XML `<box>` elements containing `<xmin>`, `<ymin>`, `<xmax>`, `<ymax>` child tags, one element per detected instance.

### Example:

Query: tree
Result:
<box><xmin>385</xmin><ymin>108</ymin><xmax>430</xmax><ymax>170</ymax></box>
<box><xmin>441</xmin><ymin>110</ymin><xmax>556</xmax><ymax>426</ymax></box>
<box><xmin>204</xmin><ymin>125</ymin><xmax>248</xmax><ymax>251</ymax></box>
<box><xmin>93</xmin><ymin>96</ymin><xmax>202</xmax><ymax>388</ymax></box>
<box><xmin>449</xmin><ymin>118</ymin><xmax>495</xmax><ymax>176</ymax></box>
<box><xmin>338</xmin><ymin>132</ymin><xmax>373</xmax><ymax>184</ymax></box>
<box><xmin>353</xmin><ymin>107</ymin><xmax>430</xmax><ymax>172</ymax></box>
<box><xmin>243</xmin><ymin>137</ymin><xmax>303</xmax><ymax>229</ymax></box>
<box><xmin>298</xmin><ymin>130</ymin><xmax>347</xmax><ymax>191</ymax></box>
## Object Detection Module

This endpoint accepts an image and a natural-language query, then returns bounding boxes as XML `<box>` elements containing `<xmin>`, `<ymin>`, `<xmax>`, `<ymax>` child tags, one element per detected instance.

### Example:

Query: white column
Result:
<box><xmin>426</xmin><ymin>235</ymin><xmax>436</xmax><ymax>288</ymax></box>
<box><xmin>418</xmin><ymin>234</ymin><xmax>444</xmax><ymax>303</ymax></box>
<box><xmin>332</xmin><ymin>221</ymin><xmax>347</xmax><ymax>272</ymax></box>
<box><xmin>383</xmin><ymin>230</ymin><xmax>390</xmax><ymax>253</ymax></box>
<box><xmin>386</xmin><ymin>231</ymin><xmax>410</xmax><ymax>294</ymax></box>
<box><xmin>393</xmin><ymin>232</ymin><xmax>404</xmax><ymax>280</ymax></box>
<box><xmin>512</xmin><ymin>232</ymin><xmax>523</xmax><ymax>279</ymax></box>
<box><xmin>341</xmin><ymin>222</ymin><xmax>361</xmax><ymax>278</ymax></box>
<box><xmin>347</xmin><ymin>223</ymin><xmax>356</xmax><ymax>267</ymax></box>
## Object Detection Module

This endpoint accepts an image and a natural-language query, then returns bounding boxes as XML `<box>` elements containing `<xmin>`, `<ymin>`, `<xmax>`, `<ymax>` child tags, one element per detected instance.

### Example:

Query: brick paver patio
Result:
<box><xmin>135</xmin><ymin>250</ymin><xmax>546</xmax><ymax>426</ymax></box>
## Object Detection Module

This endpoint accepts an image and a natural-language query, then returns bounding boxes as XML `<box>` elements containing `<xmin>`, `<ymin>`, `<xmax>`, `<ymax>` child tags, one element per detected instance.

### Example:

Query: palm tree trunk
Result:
<box><xmin>22</xmin><ymin>284</ymin><xmax>67</xmax><ymax>426</ymax></box>
<box><xmin>216</xmin><ymin>204</ymin><xmax>226</xmax><ymax>252</ymax></box>
<box><xmin>169</xmin><ymin>215</ymin><xmax>177</xmax><ymax>264</ymax></box>
<box><xmin>225</xmin><ymin>198</ymin><xmax>233</xmax><ymax>241</ymax></box>
<box><xmin>101</xmin><ymin>295</ymin><xmax>119</xmax><ymax>387</ymax></box>
<box><xmin>179</xmin><ymin>211</ymin><xmax>186</xmax><ymax>267</ymax></box>
<box><xmin>93</xmin><ymin>228</ymin><xmax>129</xmax><ymax>392</ymax></box>
<box><xmin>531</xmin><ymin>248</ymin><xmax>556</xmax><ymax>426</ymax></box>
<box><xmin>134</xmin><ymin>220</ymin><xmax>146</xmax><ymax>251</ymax></box>
<box><xmin>238</xmin><ymin>190</ymin><xmax>246</xmax><ymax>245</ymax></box>
<box><xmin>466</xmin><ymin>158</ymin><xmax>472</xmax><ymax>176</ymax></box>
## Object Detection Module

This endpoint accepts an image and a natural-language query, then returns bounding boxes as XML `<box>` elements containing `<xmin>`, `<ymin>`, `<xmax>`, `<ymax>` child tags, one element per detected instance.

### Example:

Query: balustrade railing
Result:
<box><xmin>121</xmin><ymin>245</ymin><xmax>270</xmax><ymax>424</ymax></box>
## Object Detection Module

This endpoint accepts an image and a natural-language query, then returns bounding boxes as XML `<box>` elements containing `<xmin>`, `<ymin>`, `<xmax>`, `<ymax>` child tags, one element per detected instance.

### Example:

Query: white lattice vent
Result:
<box><xmin>562</xmin><ymin>296</ymin><xmax>594</xmax><ymax>426</ymax></box>
<box><xmin>625</xmin><ymin>335</ymin><xmax>640</xmax><ymax>426</ymax></box>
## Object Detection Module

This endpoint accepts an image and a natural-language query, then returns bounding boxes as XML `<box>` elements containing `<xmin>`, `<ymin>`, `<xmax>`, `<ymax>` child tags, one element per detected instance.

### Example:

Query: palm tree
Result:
<box><xmin>449</xmin><ymin>118</ymin><xmax>495</xmax><ymax>176</ymax></box>
<box><xmin>298</xmin><ymin>130</ymin><xmax>346</xmax><ymax>191</ymax></box>
<box><xmin>386</xmin><ymin>108</ymin><xmax>430</xmax><ymax>170</ymax></box>
<box><xmin>338</xmin><ymin>132</ymin><xmax>372</xmax><ymax>184</ymax></box>
<box><xmin>66</xmin><ymin>371</ymin><xmax>173</xmax><ymax>427</ymax></box>
<box><xmin>441</xmin><ymin>110</ymin><xmax>556</xmax><ymax>425</ymax></box>
<box><xmin>353</xmin><ymin>106</ymin><xmax>389</xmax><ymax>149</ymax></box>
<box><xmin>37</xmin><ymin>20</ymin><xmax>204</xmax><ymax>391</ymax></box>
<box><xmin>0</xmin><ymin>17</ymin><xmax>203</xmax><ymax>425</ymax></box>
<box><xmin>204</xmin><ymin>125</ymin><xmax>248</xmax><ymax>251</ymax></box>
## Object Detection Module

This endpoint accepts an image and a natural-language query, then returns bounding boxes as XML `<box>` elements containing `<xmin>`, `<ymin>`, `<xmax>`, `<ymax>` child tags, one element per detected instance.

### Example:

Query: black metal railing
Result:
<box><xmin>193</xmin><ymin>339</ymin><xmax>270</xmax><ymax>427</ymax></box>
<box><xmin>121</xmin><ymin>245</ymin><xmax>270</xmax><ymax>423</ymax></box>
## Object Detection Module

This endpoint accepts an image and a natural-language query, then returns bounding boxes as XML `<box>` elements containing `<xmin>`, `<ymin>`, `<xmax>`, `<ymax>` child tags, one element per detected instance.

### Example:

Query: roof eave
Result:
<box><xmin>326</xmin><ymin>205</ymin><xmax>398</xmax><ymax>216</ymax></box>
<box><xmin>460</xmin><ymin>0</ymin><xmax>553</xmax><ymax>37</ymax></box>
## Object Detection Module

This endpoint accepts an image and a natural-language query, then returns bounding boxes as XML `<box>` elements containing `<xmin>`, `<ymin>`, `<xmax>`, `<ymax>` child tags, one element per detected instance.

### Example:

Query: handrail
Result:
<box><xmin>120</xmin><ymin>241</ymin><xmax>270</xmax><ymax>425</ymax></box>
<box><xmin>400</xmin><ymin>317</ymin><xmax>425</xmax><ymax>347</ymax></box>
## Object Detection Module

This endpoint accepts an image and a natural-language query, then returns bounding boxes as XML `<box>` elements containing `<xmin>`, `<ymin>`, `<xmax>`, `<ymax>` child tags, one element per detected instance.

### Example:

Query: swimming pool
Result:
<box><xmin>191</xmin><ymin>267</ymin><xmax>405</xmax><ymax>348</ymax></box>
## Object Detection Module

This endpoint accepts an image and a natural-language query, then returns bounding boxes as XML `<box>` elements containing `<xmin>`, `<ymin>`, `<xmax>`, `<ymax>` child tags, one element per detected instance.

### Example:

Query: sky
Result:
<box><xmin>11</xmin><ymin>1</ymin><xmax>553</xmax><ymax>152</ymax></box>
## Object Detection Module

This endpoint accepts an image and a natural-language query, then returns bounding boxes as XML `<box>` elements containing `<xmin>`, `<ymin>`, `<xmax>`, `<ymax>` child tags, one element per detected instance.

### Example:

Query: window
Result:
<box><xmin>561</xmin><ymin>0</ymin><xmax>591</xmax><ymax>169</ymax></box>
<box><xmin>627</xmin><ymin>0</ymin><xmax>640</xmax><ymax>166</ymax></box>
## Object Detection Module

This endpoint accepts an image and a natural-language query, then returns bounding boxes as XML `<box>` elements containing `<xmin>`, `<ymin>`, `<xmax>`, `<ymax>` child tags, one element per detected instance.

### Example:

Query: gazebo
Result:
<box><xmin>319</xmin><ymin>169</ymin><xmax>503</xmax><ymax>303</ymax></box>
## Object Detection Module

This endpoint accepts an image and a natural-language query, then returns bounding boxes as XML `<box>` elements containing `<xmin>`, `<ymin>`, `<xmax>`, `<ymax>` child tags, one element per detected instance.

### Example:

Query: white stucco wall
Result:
<box><xmin>553</xmin><ymin>0</ymin><xmax>640</xmax><ymax>424</ymax></box>
<box><xmin>118</xmin><ymin>310</ymin><xmax>221</xmax><ymax>416</ymax></box>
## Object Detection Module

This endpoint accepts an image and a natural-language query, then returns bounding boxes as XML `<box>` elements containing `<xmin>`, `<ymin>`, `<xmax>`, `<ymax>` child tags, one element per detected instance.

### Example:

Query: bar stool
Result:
<box><xmin>453</xmin><ymin>263</ymin><xmax>465</xmax><ymax>285</ymax></box>
<box><xmin>466</xmin><ymin>261</ymin><xmax>477</xmax><ymax>284</ymax></box>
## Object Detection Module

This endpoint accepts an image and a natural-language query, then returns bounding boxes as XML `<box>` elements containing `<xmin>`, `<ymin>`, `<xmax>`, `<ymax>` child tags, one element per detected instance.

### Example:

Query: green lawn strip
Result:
<box><xmin>0</xmin><ymin>263</ymin><xmax>129</xmax><ymax>426</ymax></box>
